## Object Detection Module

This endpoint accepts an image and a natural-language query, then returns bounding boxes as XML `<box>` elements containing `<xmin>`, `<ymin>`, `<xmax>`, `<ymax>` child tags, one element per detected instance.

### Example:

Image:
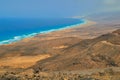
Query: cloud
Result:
<box><xmin>102</xmin><ymin>0</ymin><xmax>120</xmax><ymax>11</ymax></box>
<box><xmin>104</xmin><ymin>0</ymin><xmax>117</xmax><ymax>5</ymax></box>
<box><xmin>103</xmin><ymin>0</ymin><xmax>120</xmax><ymax>6</ymax></box>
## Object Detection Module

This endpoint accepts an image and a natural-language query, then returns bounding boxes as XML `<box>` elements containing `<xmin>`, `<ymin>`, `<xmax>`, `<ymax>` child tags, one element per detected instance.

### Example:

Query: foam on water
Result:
<box><xmin>0</xmin><ymin>19</ymin><xmax>86</xmax><ymax>45</ymax></box>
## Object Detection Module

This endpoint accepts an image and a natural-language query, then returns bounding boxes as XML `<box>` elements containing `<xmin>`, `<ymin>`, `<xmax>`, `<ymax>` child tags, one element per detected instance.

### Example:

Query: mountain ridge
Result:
<box><xmin>32</xmin><ymin>29</ymin><xmax>120</xmax><ymax>73</ymax></box>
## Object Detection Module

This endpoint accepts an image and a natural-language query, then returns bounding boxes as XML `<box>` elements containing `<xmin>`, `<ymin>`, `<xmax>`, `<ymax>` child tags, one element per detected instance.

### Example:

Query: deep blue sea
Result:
<box><xmin>0</xmin><ymin>18</ymin><xmax>85</xmax><ymax>44</ymax></box>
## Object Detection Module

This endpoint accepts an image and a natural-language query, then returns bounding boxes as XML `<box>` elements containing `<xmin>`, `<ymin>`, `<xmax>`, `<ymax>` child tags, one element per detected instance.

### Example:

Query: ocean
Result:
<box><xmin>0</xmin><ymin>18</ymin><xmax>85</xmax><ymax>45</ymax></box>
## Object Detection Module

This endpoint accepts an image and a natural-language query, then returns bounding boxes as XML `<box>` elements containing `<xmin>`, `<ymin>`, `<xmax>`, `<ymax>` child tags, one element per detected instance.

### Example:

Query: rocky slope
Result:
<box><xmin>0</xmin><ymin>29</ymin><xmax>119</xmax><ymax>80</ymax></box>
<box><xmin>32</xmin><ymin>29</ymin><xmax>120</xmax><ymax>72</ymax></box>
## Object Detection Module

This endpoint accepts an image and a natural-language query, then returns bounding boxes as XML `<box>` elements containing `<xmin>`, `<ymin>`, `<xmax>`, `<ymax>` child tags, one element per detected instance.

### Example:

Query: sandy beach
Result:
<box><xmin>17</xmin><ymin>17</ymin><xmax>119</xmax><ymax>45</ymax></box>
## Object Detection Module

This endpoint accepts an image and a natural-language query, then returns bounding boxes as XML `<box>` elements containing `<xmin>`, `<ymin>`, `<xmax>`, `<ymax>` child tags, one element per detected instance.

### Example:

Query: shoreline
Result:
<box><xmin>0</xmin><ymin>19</ymin><xmax>89</xmax><ymax>45</ymax></box>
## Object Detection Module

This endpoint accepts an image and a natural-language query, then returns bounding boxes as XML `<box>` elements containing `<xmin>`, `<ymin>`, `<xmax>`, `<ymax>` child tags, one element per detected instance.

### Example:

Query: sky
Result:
<box><xmin>0</xmin><ymin>0</ymin><xmax>120</xmax><ymax>18</ymax></box>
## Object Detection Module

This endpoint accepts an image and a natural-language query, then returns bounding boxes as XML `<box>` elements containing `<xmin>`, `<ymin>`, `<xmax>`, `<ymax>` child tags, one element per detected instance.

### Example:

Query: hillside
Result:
<box><xmin>0</xmin><ymin>26</ymin><xmax>120</xmax><ymax>80</ymax></box>
<box><xmin>0</xmin><ymin>29</ymin><xmax>119</xmax><ymax>80</ymax></box>
<box><xmin>32</xmin><ymin>29</ymin><xmax>120</xmax><ymax>72</ymax></box>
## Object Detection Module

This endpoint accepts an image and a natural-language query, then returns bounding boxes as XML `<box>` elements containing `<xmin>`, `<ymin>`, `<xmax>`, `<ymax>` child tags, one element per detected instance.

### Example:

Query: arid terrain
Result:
<box><xmin>0</xmin><ymin>12</ymin><xmax>120</xmax><ymax>80</ymax></box>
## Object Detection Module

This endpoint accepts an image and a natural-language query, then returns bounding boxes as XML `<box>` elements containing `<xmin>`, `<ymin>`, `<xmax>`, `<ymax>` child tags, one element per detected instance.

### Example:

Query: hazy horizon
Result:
<box><xmin>0</xmin><ymin>0</ymin><xmax>120</xmax><ymax>18</ymax></box>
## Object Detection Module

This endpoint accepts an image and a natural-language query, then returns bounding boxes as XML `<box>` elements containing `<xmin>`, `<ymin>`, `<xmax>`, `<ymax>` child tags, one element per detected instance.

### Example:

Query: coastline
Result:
<box><xmin>0</xmin><ymin>19</ymin><xmax>89</xmax><ymax>45</ymax></box>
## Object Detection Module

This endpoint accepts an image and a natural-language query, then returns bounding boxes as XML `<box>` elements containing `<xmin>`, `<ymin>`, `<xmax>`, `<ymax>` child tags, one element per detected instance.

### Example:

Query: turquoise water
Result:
<box><xmin>0</xmin><ymin>18</ymin><xmax>85</xmax><ymax>45</ymax></box>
